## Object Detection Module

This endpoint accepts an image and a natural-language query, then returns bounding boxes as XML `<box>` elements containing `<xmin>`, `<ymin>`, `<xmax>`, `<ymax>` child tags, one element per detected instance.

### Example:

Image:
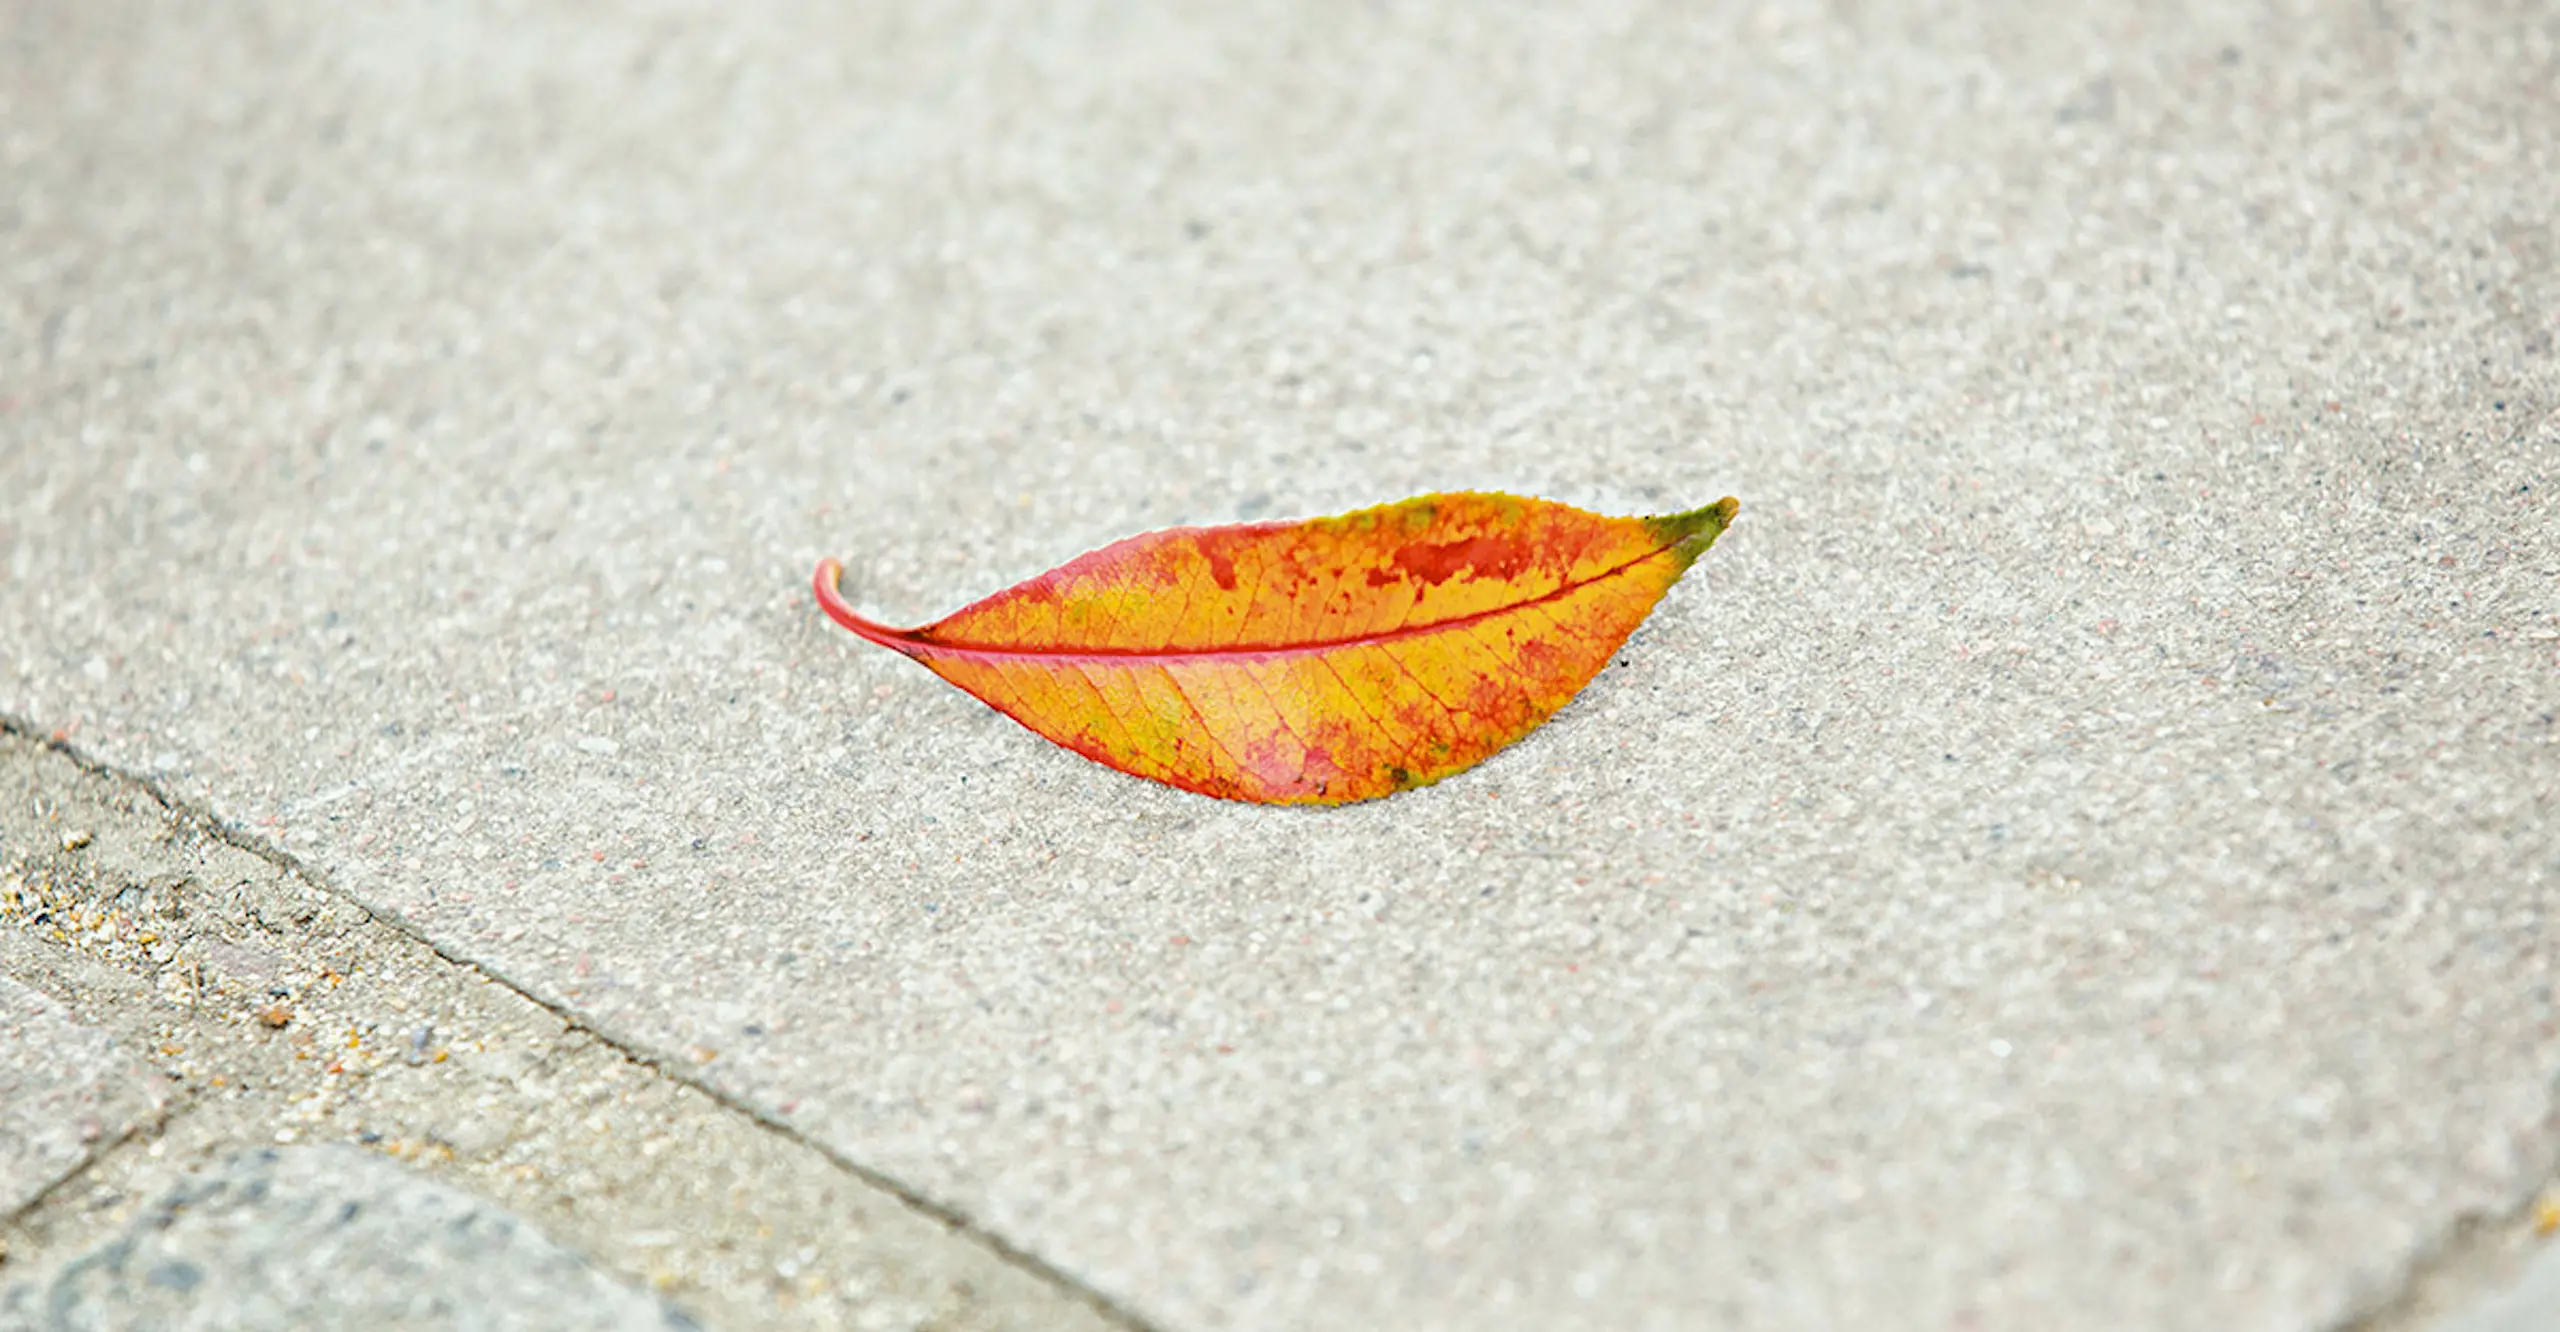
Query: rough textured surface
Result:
<box><xmin>0</xmin><ymin>726</ymin><xmax>1125</xmax><ymax>1332</ymax></box>
<box><xmin>3</xmin><ymin>2</ymin><xmax>2556</xmax><ymax>1330</ymax></box>
<box><xmin>2431</xmin><ymin>1239</ymin><xmax>2560</xmax><ymax>1332</ymax></box>
<box><xmin>0</xmin><ymin>1146</ymin><xmax>695</xmax><ymax>1331</ymax></box>
<box><xmin>0</xmin><ymin>974</ymin><xmax>166</xmax><ymax>1216</ymax></box>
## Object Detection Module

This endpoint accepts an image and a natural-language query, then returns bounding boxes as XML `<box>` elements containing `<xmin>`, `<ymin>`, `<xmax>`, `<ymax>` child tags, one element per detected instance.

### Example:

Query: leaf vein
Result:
<box><xmin>921</xmin><ymin>542</ymin><xmax>1681</xmax><ymax>662</ymax></box>
<box><xmin>1312</xmin><ymin>652</ymin><xmax>1419</xmax><ymax>776</ymax></box>
<box><xmin>1159</xmin><ymin>667</ymin><xmax>1244</xmax><ymax>787</ymax></box>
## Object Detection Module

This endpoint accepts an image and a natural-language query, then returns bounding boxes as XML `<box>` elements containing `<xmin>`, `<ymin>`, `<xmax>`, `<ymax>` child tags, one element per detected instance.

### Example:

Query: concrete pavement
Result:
<box><xmin>5</xmin><ymin>1</ymin><xmax>2557</xmax><ymax>1328</ymax></box>
<box><xmin>0</xmin><ymin>972</ymin><xmax>164</xmax><ymax>1218</ymax></box>
<box><xmin>5</xmin><ymin>1145</ymin><xmax>699</xmax><ymax>1331</ymax></box>
<box><xmin>0</xmin><ymin>727</ymin><xmax>1121</xmax><ymax>1329</ymax></box>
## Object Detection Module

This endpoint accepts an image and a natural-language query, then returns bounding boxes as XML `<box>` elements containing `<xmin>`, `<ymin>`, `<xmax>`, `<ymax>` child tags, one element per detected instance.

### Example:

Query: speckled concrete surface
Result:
<box><xmin>0</xmin><ymin>972</ymin><xmax>166</xmax><ymax>1215</ymax></box>
<box><xmin>1</xmin><ymin>1145</ymin><xmax>695</xmax><ymax>1331</ymax></box>
<box><xmin>2431</xmin><ymin>1234</ymin><xmax>2560</xmax><ymax>1332</ymax></box>
<box><xmin>0</xmin><ymin>726</ymin><xmax>1127</xmax><ymax>1331</ymax></box>
<box><xmin>4</xmin><ymin>2</ymin><xmax>2557</xmax><ymax>1328</ymax></box>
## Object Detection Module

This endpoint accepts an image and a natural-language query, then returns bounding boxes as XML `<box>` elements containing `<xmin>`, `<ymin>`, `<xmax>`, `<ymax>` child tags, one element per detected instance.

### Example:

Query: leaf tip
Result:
<box><xmin>1647</xmin><ymin>496</ymin><xmax>1740</xmax><ymax>557</ymax></box>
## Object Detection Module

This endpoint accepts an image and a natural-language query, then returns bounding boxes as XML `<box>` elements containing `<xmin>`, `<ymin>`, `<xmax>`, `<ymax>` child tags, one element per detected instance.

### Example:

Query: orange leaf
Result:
<box><xmin>815</xmin><ymin>492</ymin><xmax>1739</xmax><ymax>805</ymax></box>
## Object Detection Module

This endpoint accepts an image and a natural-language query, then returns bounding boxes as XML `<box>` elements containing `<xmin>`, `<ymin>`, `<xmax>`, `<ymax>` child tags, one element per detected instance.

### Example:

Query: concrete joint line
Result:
<box><xmin>2324</xmin><ymin>1095</ymin><xmax>2560</xmax><ymax>1332</ymax></box>
<box><xmin>0</xmin><ymin>715</ymin><xmax>1158</xmax><ymax>1332</ymax></box>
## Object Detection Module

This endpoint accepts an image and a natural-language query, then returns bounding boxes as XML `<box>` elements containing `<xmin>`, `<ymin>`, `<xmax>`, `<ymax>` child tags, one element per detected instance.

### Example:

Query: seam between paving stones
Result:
<box><xmin>0</xmin><ymin>1090</ymin><xmax>172</xmax><ymax>1231</ymax></box>
<box><xmin>2324</xmin><ymin>1122</ymin><xmax>2560</xmax><ymax>1332</ymax></box>
<box><xmin>23</xmin><ymin>717</ymin><xmax>2555</xmax><ymax>1332</ymax></box>
<box><xmin>0</xmin><ymin>713</ymin><xmax>1165</xmax><ymax>1332</ymax></box>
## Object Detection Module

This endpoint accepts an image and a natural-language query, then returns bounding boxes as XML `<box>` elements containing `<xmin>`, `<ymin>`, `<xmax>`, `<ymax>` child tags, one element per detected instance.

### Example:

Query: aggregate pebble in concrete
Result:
<box><xmin>0</xmin><ymin>976</ymin><xmax>167</xmax><ymax>1216</ymax></box>
<box><xmin>5</xmin><ymin>2</ymin><xmax>2558</xmax><ymax>1330</ymax></box>
<box><xmin>0</xmin><ymin>1145</ymin><xmax>695</xmax><ymax>1332</ymax></box>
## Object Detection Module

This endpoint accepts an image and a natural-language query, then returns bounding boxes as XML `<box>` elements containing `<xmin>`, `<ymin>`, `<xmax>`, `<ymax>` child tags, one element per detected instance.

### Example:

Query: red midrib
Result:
<box><xmin>827</xmin><ymin>537</ymin><xmax>1685</xmax><ymax>665</ymax></box>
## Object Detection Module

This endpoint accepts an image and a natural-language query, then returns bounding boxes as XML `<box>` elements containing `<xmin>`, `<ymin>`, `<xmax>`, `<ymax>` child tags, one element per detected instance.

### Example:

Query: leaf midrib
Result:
<box><xmin>905</xmin><ymin>536</ymin><xmax>1687</xmax><ymax>663</ymax></box>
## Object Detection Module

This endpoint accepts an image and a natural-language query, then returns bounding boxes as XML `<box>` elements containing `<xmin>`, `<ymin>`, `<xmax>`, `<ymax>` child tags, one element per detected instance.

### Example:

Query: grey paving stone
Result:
<box><xmin>0</xmin><ymin>1146</ymin><xmax>695</xmax><ymax>1331</ymax></box>
<box><xmin>3</xmin><ymin>3</ymin><xmax>2556</xmax><ymax>1330</ymax></box>
<box><xmin>0</xmin><ymin>728</ymin><xmax>1118</xmax><ymax>1332</ymax></box>
<box><xmin>2431</xmin><ymin>1240</ymin><xmax>2560</xmax><ymax>1332</ymax></box>
<box><xmin>0</xmin><ymin>974</ymin><xmax>166</xmax><ymax>1215</ymax></box>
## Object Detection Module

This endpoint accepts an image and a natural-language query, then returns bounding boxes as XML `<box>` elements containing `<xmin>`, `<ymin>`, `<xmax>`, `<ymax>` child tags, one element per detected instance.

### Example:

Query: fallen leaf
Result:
<box><xmin>815</xmin><ymin>491</ymin><xmax>1738</xmax><ymax>804</ymax></box>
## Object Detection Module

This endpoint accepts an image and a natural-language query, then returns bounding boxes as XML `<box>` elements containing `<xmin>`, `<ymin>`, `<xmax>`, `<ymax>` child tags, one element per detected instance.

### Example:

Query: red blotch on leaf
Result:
<box><xmin>1393</xmin><ymin>535</ymin><xmax>1532</xmax><ymax>586</ymax></box>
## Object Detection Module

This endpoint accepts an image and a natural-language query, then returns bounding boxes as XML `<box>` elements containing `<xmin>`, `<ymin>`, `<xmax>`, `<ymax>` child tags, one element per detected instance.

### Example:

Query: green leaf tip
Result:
<box><xmin>1645</xmin><ymin>496</ymin><xmax>1740</xmax><ymax>561</ymax></box>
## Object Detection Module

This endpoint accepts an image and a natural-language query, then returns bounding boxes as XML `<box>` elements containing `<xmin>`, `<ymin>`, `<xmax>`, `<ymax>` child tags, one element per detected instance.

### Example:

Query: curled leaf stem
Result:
<box><xmin>811</xmin><ymin>559</ymin><xmax>918</xmax><ymax>651</ymax></box>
